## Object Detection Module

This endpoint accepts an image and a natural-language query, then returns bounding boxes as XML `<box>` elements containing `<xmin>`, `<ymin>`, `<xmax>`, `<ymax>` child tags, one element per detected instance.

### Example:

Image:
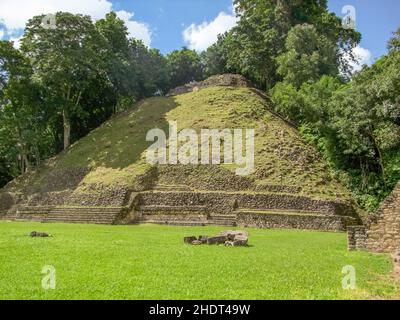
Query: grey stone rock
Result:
<box><xmin>219</xmin><ymin>230</ymin><xmax>248</xmax><ymax>241</ymax></box>
<box><xmin>30</xmin><ymin>231</ymin><xmax>50</xmax><ymax>238</ymax></box>
<box><xmin>184</xmin><ymin>236</ymin><xmax>197</xmax><ymax>244</ymax></box>
<box><xmin>207</xmin><ymin>235</ymin><xmax>228</xmax><ymax>245</ymax></box>
<box><xmin>198</xmin><ymin>235</ymin><xmax>208</xmax><ymax>244</ymax></box>
<box><xmin>233</xmin><ymin>235</ymin><xmax>248</xmax><ymax>246</ymax></box>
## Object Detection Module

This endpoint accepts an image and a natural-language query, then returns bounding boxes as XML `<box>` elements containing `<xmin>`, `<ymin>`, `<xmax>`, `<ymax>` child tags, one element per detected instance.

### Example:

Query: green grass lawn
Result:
<box><xmin>0</xmin><ymin>221</ymin><xmax>397</xmax><ymax>300</ymax></box>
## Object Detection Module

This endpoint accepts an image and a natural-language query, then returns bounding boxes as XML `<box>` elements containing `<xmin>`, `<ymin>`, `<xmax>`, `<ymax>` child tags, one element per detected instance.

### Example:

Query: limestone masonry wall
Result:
<box><xmin>238</xmin><ymin>213</ymin><xmax>353</xmax><ymax>232</ymax></box>
<box><xmin>137</xmin><ymin>191</ymin><xmax>357</xmax><ymax>216</ymax></box>
<box><xmin>365</xmin><ymin>183</ymin><xmax>400</xmax><ymax>253</ymax></box>
<box><xmin>347</xmin><ymin>226</ymin><xmax>367</xmax><ymax>251</ymax></box>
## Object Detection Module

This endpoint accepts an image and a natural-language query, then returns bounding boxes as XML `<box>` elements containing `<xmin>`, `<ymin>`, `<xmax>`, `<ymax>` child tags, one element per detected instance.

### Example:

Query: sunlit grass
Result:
<box><xmin>0</xmin><ymin>221</ymin><xmax>397</xmax><ymax>300</ymax></box>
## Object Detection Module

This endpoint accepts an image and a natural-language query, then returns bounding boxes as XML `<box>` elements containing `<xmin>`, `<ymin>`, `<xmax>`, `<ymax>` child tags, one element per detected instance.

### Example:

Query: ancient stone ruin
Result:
<box><xmin>184</xmin><ymin>230</ymin><xmax>249</xmax><ymax>247</ymax></box>
<box><xmin>0</xmin><ymin>74</ymin><xmax>360</xmax><ymax>232</ymax></box>
<box><xmin>347</xmin><ymin>182</ymin><xmax>400</xmax><ymax>254</ymax></box>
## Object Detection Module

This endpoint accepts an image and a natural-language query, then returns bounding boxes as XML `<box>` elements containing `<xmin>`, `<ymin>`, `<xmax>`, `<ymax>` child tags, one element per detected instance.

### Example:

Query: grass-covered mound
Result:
<box><xmin>1</xmin><ymin>85</ymin><xmax>351</xmax><ymax>208</ymax></box>
<box><xmin>0</xmin><ymin>221</ymin><xmax>397</xmax><ymax>300</ymax></box>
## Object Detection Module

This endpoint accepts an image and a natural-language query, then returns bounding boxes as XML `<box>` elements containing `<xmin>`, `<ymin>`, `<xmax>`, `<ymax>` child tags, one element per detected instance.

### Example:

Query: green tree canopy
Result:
<box><xmin>21</xmin><ymin>12</ymin><xmax>109</xmax><ymax>150</ymax></box>
<box><xmin>167</xmin><ymin>48</ymin><xmax>204</xmax><ymax>88</ymax></box>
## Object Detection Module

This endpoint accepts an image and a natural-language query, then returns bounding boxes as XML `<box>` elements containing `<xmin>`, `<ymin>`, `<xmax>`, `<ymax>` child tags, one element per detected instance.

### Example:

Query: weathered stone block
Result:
<box><xmin>219</xmin><ymin>230</ymin><xmax>248</xmax><ymax>241</ymax></box>
<box><xmin>198</xmin><ymin>235</ymin><xmax>208</xmax><ymax>244</ymax></box>
<box><xmin>233</xmin><ymin>235</ymin><xmax>248</xmax><ymax>246</ymax></box>
<box><xmin>30</xmin><ymin>231</ymin><xmax>50</xmax><ymax>238</ymax></box>
<box><xmin>184</xmin><ymin>236</ymin><xmax>197</xmax><ymax>244</ymax></box>
<box><xmin>207</xmin><ymin>235</ymin><xmax>228</xmax><ymax>245</ymax></box>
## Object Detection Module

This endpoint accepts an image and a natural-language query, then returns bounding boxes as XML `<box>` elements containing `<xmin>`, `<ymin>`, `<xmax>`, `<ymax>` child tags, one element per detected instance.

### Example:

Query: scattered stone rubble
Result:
<box><xmin>184</xmin><ymin>230</ymin><xmax>249</xmax><ymax>247</ymax></box>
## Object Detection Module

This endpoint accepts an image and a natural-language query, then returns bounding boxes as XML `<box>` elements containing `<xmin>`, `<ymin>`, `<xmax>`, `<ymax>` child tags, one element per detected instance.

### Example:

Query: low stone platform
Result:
<box><xmin>134</xmin><ymin>191</ymin><xmax>358</xmax><ymax>231</ymax></box>
<box><xmin>1</xmin><ymin>190</ymin><xmax>359</xmax><ymax>231</ymax></box>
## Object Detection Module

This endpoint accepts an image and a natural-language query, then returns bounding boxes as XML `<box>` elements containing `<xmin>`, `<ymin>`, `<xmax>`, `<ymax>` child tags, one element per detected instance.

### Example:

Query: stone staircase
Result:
<box><xmin>13</xmin><ymin>206</ymin><xmax>122</xmax><ymax>225</ymax></box>
<box><xmin>0</xmin><ymin>210</ymin><xmax>17</xmax><ymax>221</ymax></box>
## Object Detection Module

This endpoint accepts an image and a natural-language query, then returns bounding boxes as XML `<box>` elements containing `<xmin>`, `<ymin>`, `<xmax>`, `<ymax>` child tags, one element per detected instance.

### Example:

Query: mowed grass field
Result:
<box><xmin>0</xmin><ymin>221</ymin><xmax>397</xmax><ymax>300</ymax></box>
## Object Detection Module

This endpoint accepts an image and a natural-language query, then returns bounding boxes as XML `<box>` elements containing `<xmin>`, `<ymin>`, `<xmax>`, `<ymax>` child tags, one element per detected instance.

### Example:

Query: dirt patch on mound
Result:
<box><xmin>167</xmin><ymin>74</ymin><xmax>251</xmax><ymax>97</ymax></box>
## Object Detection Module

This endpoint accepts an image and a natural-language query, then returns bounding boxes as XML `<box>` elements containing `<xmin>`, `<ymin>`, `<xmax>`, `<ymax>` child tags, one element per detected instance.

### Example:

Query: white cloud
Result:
<box><xmin>183</xmin><ymin>8</ymin><xmax>238</xmax><ymax>52</ymax></box>
<box><xmin>0</xmin><ymin>29</ymin><xmax>4</xmax><ymax>40</ymax></box>
<box><xmin>10</xmin><ymin>36</ymin><xmax>22</xmax><ymax>49</ymax></box>
<box><xmin>116</xmin><ymin>11</ymin><xmax>151</xmax><ymax>47</ymax></box>
<box><xmin>346</xmin><ymin>46</ymin><xmax>373</xmax><ymax>73</ymax></box>
<box><xmin>0</xmin><ymin>0</ymin><xmax>152</xmax><ymax>47</ymax></box>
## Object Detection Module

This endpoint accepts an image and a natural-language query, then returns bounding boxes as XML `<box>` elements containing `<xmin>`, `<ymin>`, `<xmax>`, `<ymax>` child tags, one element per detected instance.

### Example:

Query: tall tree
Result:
<box><xmin>129</xmin><ymin>39</ymin><xmax>170</xmax><ymax>97</ymax></box>
<box><xmin>276</xmin><ymin>24</ymin><xmax>338</xmax><ymax>88</ymax></box>
<box><xmin>209</xmin><ymin>0</ymin><xmax>360</xmax><ymax>90</ymax></box>
<box><xmin>21</xmin><ymin>12</ymin><xmax>109</xmax><ymax>150</ymax></box>
<box><xmin>96</xmin><ymin>12</ymin><xmax>140</xmax><ymax>112</ymax></box>
<box><xmin>201</xmin><ymin>35</ymin><xmax>231</xmax><ymax>77</ymax></box>
<box><xmin>0</xmin><ymin>41</ymin><xmax>46</xmax><ymax>174</ymax></box>
<box><xmin>167</xmin><ymin>48</ymin><xmax>204</xmax><ymax>88</ymax></box>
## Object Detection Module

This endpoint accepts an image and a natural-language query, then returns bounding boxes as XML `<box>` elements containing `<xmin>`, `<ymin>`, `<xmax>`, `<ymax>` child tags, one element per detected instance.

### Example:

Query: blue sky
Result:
<box><xmin>328</xmin><ymin>0</ymin><xmax>400</xmax><ymax>60</ymax></box>
<box><xmin>113</xmin><ymin>0</ymin><xmax>400</xmax><ymax>61</ymax></box>
<box><xmin>0</xmin><ymin>0</ymin><xmax>399</xmax><ymax>63</ymax></box>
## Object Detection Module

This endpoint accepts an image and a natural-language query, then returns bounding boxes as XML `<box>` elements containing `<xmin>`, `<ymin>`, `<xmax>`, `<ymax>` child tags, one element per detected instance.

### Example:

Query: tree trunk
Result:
<box><xmin>63</xmin><ymin>109</ymin><xmax>71</xmax><ymax>150</ymax></box>
<box><xmin>34</xmin><ymin>144</ymin><xmax>41</xmax><ymax>167</ymax></box>
<box><xmin>368</xmin><ymin>130</ymin><xmax>386</xmax><ymax>183</ymax></box>
<box><xmin>21</xmin><ymin>153</ymin><xmax>29</xmax><ymax>173</ymax></box>
<box><xmin>17</xmin><ymin>130</ymin><xmax>30</xmax><ymax>173</ymax></box>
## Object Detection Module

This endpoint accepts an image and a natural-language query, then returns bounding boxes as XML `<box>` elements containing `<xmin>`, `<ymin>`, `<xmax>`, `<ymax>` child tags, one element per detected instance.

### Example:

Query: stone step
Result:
<box><xmin>17</xmin><ymin>207</ymin><xmax>53</xmax><ymax>214</ymax></box>
<box><xmin>210</xmin><ymin>220</ymin><xmax>237</xmax><ymax>227</ymax></box>
<box><xmin>1</xmin><ymin>214</ymin><xmax>16</xmax><ymax>220</ymax></box>
<box><xmin>16</xmin><ymin>212</ymin><xmax>121</xmax><ymax>219</ymax></box>
<box><xmin>44</xmin><ymin>219</ymin><xmax>113</xmax><ymax>225</ymax></box>
<box><xmin>142</xmin><ymin>220</ymin><xmax>209</xmax><ymax>227</ymax></box>
<box><xmin>50</xmin><ymin>208</ymin><xmax>122</xmax><ymax>212</ymax></box>
<box><xmin>48</xmin><ymin>210</ymin><xmax>121</xmax><ymax>216</ymax></box>
<box><xmin>154</xmin><ymin>184</ymin><xmax>193</xmax><ymax>191</ymax></box>
<box><xmin>45</xmin><ymin>214</ymin><xmax>116</xmax><ymax>221</ymax></box>
<box><xmin>235</xmin><ymin>209</ymin><xmax>328</xmax><ymax>216</ymax></box>
<box><xmin>210</xmin><ymin>214</ymin><xmax>237</xmax><ymax>219</ymax></box>
<box><xmin>17</xmin><ymin>206</ymin><xmax>123</xmax><ymax>213</ymax></box>
<box><xmin>45</xmin><ymin>214</ymin><xmax>115</xmax><ymax>218</ymax></box>
<box><xmin>16</xmin><ymin>218</ymin><xmax>114</xmax><ymax>223</ymax></box>
<box><xmin>209</xmin><ymin>214</ymin><xmax>238</xmax><ymax>227</ymax></box>
<box><xmin>142</xmin><ymin>214</ymin><xmax>207</xmax><ymax>222</ymax></box>
<box><xmin>138</xmin><ymin>205</ymin><xmax>207</xmax><ymax>212</ymax></box>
